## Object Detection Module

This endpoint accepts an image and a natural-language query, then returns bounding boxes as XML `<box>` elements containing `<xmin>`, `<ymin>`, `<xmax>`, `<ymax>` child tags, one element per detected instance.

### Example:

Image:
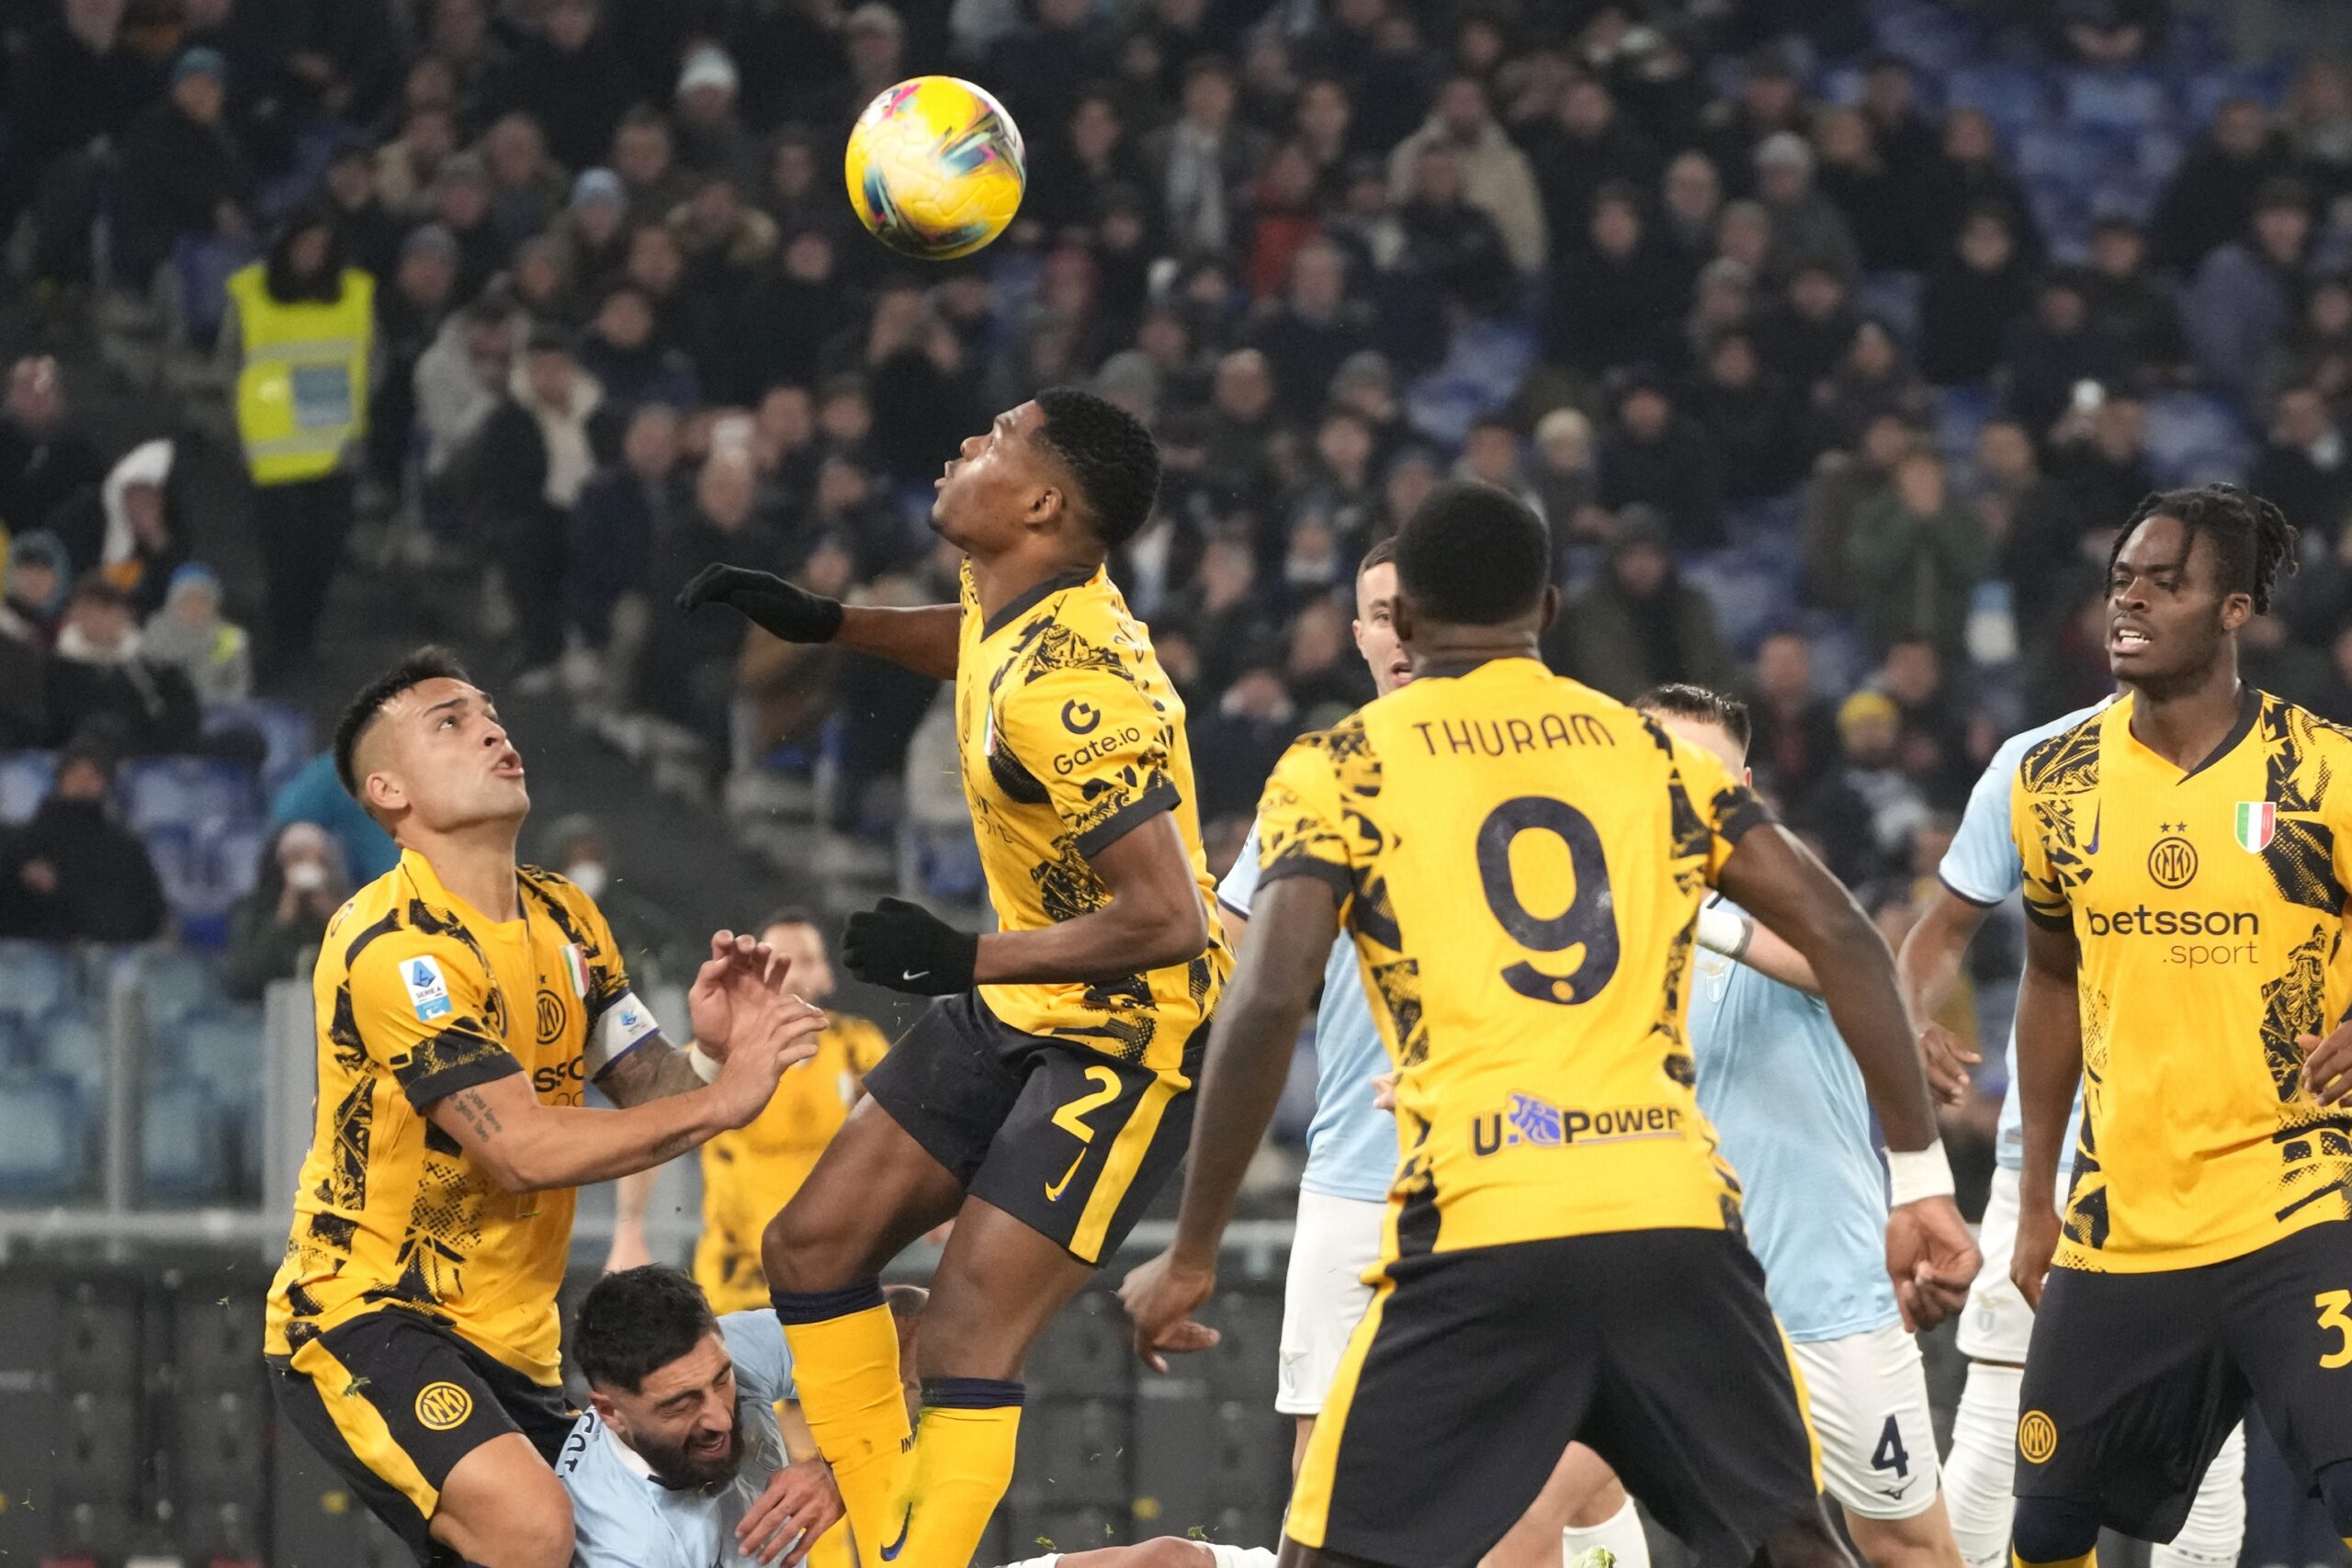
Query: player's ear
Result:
<box><xmin>1537</xmin><ymin>582</ymin><xmax>1561</xmax><ymax>634</ymax></box>
<box><xmin>1025</xmin><ymin>479</ymin><xmax>1064</xmax><ymax>534</ymax></box>
<box><xmin>2220</xmin><ymin>590</ymin><xmax>2254</xmax><ymax>632</ymax></box>
<box><xmin>363</xmin><ymin>767</ymin><xmax>406</xmax><ymax>820</ymax></box>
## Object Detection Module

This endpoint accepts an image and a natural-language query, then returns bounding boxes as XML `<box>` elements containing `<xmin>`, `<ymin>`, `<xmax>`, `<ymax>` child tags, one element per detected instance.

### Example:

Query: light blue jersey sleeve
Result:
<box><xmin>558</xmin><ymin>1415</ymin><xmax>679</xmax><ymax>1568</ymax></box>
<box><xmin>1218</xmin><ymin>823</ymin><xmax>1262</xmax><ymax>919</ymax></box>
<box><xmin>720</xmin><ymin>1309</ymin><xmax>795</xmax><ymax>1405</ymax></box>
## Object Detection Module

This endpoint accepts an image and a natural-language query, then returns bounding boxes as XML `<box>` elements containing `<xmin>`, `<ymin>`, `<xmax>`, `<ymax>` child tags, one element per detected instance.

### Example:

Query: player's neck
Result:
<box><xmin>2124</xmin><ymin>655</ymin><xmax>2250</xmax><ymax>773</ymax></box>
<box><xmin>967</xmin><ymin>544</ymin><xmax>1098</xmax><ymax>627</ymax></box>
<box><xmin>409</xmin><ymin>822</ymin><xmax>523</xmax><ymax>923</ymax></box>
<box><xmin>1408</xmin><ymin>630</ymin><xmax>1542</xmax><ymax>680</ymax></box>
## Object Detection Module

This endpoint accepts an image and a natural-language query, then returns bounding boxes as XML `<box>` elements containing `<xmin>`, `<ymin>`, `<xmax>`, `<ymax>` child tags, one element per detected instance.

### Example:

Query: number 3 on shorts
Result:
<box><xmin>2316</xmin><ymin>1290</ymin><xmax>2352</xmax><ymax>1369</ymax></box>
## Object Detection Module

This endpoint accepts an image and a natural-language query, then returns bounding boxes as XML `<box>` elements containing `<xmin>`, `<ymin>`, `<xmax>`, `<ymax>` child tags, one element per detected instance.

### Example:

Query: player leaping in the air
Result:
<box><xmin>2007</xmin><ymin>485</ymin><xmax>2352</xmax><ymax>1568</ymax></box>
<box><xmin>1124</xmin><ymin>482</ymin><xmax>1977</xmax><ymax>1568</ymax></box>
<box><xmin>678</xmin><ymin>387</ymin><xmax>1230</xmax><ymax>1568</ymax></box>
<box><xmin>266</xmin><ymin>649</ymin><xmax>825</xmax><ymax>1568</ymax></box>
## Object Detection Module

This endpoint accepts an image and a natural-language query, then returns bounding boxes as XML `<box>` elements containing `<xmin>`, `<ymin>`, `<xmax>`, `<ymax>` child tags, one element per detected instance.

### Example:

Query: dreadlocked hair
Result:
<box><xmin>2110</xmin><ymin>484</ymin><xmax>2299</xmax><ymax>614</ymax></box>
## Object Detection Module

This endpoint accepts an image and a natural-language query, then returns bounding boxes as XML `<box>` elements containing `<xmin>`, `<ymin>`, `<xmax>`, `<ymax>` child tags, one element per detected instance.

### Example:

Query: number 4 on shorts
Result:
<box><xmin>1872</xmin><ymin>1416</ymin><xmax>1911</xmax><ymax>1479</ymax></box>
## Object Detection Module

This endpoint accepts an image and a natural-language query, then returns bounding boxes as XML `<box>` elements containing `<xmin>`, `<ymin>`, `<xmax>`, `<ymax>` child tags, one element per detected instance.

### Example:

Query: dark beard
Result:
<box><xmin>639</xmin><ymin>1401</ymin><xmax>748</xmax><ymax>1492</ymax></box>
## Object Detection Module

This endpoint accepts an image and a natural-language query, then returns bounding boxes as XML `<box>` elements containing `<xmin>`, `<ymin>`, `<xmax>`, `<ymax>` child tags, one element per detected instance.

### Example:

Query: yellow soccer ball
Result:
<box><xmin>844</xmin><ymin>76</ymin><xmax>1026</xmax><ymax>260</ymax></box>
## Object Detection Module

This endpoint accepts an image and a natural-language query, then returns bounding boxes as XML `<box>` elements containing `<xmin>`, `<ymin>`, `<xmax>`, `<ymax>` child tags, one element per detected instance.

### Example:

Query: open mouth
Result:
<box><xmin>2110</xmin><ymin>623</ymin><xmax>2151</xmax><ymax>656</ymax></box>
<box><xmin>492</xmin><ymin>749</ymin><xmax>526</xmax><ymax>778</ymax></box>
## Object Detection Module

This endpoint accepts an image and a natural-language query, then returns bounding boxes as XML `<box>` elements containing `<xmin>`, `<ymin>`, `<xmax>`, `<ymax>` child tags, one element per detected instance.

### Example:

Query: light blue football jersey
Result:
<box><xmin>1689</xmin><ymin>908</ymin><xmax>1897</xmax><ymax>1342</ymax></box>
<box><xmin>559</xmin><ymin>1309</ymin><xmax>800</xmax><ymax>1568</ymax></box>
<box><xmin>1938</xmin><ymin>702</ymin><xmax>2108</xmax><ymax>1173</ymax></box>
<box><xmin>1220</xmin><ymin>824</ymin><xmax>1397</xmax><ymax>1203</ymax></box>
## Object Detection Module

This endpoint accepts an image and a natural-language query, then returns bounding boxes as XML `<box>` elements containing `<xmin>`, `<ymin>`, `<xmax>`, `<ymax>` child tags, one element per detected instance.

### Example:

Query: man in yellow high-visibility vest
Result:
<box><xmin>221</xmin><ymin>207</ymin><xmax>372</xmax><ymax>671</ymax></box>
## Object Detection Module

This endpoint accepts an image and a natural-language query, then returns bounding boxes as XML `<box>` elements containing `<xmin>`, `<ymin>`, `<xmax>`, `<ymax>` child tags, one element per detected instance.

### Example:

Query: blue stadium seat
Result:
<box><xmin>180</xmin><ymin>1006</ymin><xmax>263</xmax><ymax>1098</ymax></box>
<box><xmin>122</xmin><ymin>757</ymin><xmax>262</xmax><ymax>836</ymax></box>
<box><xmin>146</xmin><ymin>820</ymin><xmax>264</xmax><ymax>948</ymax></box>
<box><xmin>204</xmin><ymin>700</ymin><xmax>312</xmax><ymax>795</ymax></box>
<box><xmin>133</xmin><ymin>949</ymin><xmax>228</xmax><ymax>1043</ymax></box>
<box><xmin>0</xmin><ymin>940</ymin><xmax>77</xmax><ymax>1023</ymax></box>
<box><xmin>2144</xmin><ymin>392</ymin><xmax>2254</xmax><ymax>486</ymax></box>
<box><xmin>0</xmin><ymin>1070</ymin><xmax>91</xmax><ymax>1200</ymax></box>
<box><xmin>2063</xmin><ymin>70</ymin><xmax>2171</xmax><ymax>134</ymax></box>
<box><xmin>1944</xmin><ymin>63</ymin><xmax>2048</xmax><ymax>134</ymax></box>
<box><xmin>1871</xmin><ymin>0</ymin><xmax>1977</xmax><ymax>75</ymax></box>
<box><xmin>32</xmin><ymin>1010</ymin><xmax>108</xmax><ymax>1100</ymax></box>
<box><xmin>0</xmin><ymin>751</ymin><xmax>54</xmax><ymax>825</ymax></box>
<box><xmin>141</xmin><ymin>1073</ymin><xmax>225</xmax><ymax>1201</ymax></box>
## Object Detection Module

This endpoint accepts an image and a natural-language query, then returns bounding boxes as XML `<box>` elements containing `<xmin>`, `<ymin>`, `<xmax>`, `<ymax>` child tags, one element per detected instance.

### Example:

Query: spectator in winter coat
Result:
<box><xmin>1753</xmin><ymin>131</ymin><xmax>1860</xmax><ymax>285</ymax></box>
<box><xmin>494</xmin><ymin>0</ymin><xmax>637</xmax><ymax>172</ymax></box>
<box><xmin>465</xmin><ymin>328</ymin><xmax>611</xmax><ymax>683</ymax></box>
<box><xmin>1919</xmin><ymin>204</ymin><xmax>2035</xmax><ymax>386</ymax></box>
<box><xmin>141</xmin><ymin>563</ymin><xmax>252</xmax><ymax>705</ymax></box>
<box><xmin>1385</xmin><ymin>74</ymin><xmax>1546</xmax><ymax>274</ymax></box>
<box><xmin>2185</xmin><ymin>177</ymin><xmax>2315</xmax><ymax>401</ymax></box>
<box><xmin>2151</xmin><ymin>97</ymin><xmax>2297</xmax><ymax>274</ymax></box>
<box><xmin>113</xmin><ymin>48</ymin><xmax>248</xmax><ymax>288</ymax></box>
<box><xmin>43</xmin><ymin>577</ymin><xmax>203</xmax><ymax>754</ymax></box>
<box><xmin>0</xmin><ymin>356</ymin><xmax>107</xmax><ymax>548</ymax></box>
<box><xmin>1544</xmin><ymin>507</ymin><xmax>1736</xmax><ymax>699</ymax></box>
<box><xmin>568</xmin><ymin>403</ymin><xmax>682</xmax><ymax>656</ymax></box>
<box><xmin>220</xmin><ymin>821</ymin><xmax>349</xmax><ymax>1000</ymax></box>
<box><xmin>0</xmin><ymin>731</ymin><xmax>166</xmax><ymax>942</ymax></box>
<box><xmin>1846</xmin><ymin>448</ymin><xmax>1995</xmax><ymax>659</ymax></box>
<box><xmin>1597</xmin><ymin>373</ymin><xmax>1725</xmax><ymax>548</ymax></box>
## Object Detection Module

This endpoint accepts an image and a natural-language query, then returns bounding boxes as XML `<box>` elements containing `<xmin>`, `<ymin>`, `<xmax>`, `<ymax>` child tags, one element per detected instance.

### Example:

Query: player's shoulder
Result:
<box><xmin>2257</xmin><ymin>690</ymin><xmax>2352</xmax><ymax>764</ymax></box>
<box><xmin>2016</xmin><ymin>700</ymin><xmax>2112</xmax><ymax>796</ymax></box>
<box><xmin>1280</xmin><ymin>705</ymin><xmax>1382</xmax><ymax>783</ymax></box>
<box><xmin>326</xmin><ymin>862</ymin><xmax>482</xmax><ymax>990</ymax></box>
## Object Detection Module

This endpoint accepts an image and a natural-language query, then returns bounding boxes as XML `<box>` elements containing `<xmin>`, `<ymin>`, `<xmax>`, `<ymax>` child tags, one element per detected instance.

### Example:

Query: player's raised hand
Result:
<box><xmin>707</xmin><ymin>994</ymin><xmax>828</xmax><ymax>1130</ymax></box>
<box><xmin>2299</xmin><ymin>1021</ymin><xmax>2352</xmax><ymax>1104</ymax></box>
<box><xmin>1118</xmin><ymin>1248</ymin><xmax>1221</xmax><ymax>1374</ymax></box>
<box><xmin>689</xmin><ymin>931</ymin><xmax>796</xmax><ymax>1061</ymax></box>
<box><xmin>1885</xmin><ymin>1195</ymin><xmax>1979</xmax><ymax>1331</ymax></box>
<box><xmin>842</xmin><ymin>897</ymin><xmax>978</xmax><ymax>995</ymax></box>
<box><xmin>1916</xmin><ymin>1021</ymin><xmax>1980</xmax><ymax>1107</ymax></box>
<box><xmin>736</xmin><ymin>1456</ymin><xmax>845</xmax><ymax>1566</ymax></box>
<box><xmin>676</xmin><ymin>563</ymin><xmax>845</xmax><ymax>643</ymax></box>
<box><xmin>2009</xmin><ymin>1201</ymin><xmax>2062</xmax><ymax>1310</ymax></box>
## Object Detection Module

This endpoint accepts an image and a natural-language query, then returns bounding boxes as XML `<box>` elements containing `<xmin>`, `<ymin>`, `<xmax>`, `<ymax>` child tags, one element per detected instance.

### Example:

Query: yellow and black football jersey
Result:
<box><xmin>265</xmin><ymin>849</ymin><xmax>659</xmax><ymax>1385</ymax></box>
<box><xmin>1254</xmin><ymin>656</ymin><xmax>1770</xmax><ymax>1255</ymax></box>
<box><xmin>2012</xmin><ymin>692</ymin><xmax>2352</xmax><ymax>1273</ymax></box>
<box><xmin>955</xmin><ymin>560</ymin><xmax>1229</xmax><ymax>1073</ymax></box>
<box><xmin>695</xmin><ymin>1014</ymin><xmax>890</xmax><ymax>1314</ymax></box>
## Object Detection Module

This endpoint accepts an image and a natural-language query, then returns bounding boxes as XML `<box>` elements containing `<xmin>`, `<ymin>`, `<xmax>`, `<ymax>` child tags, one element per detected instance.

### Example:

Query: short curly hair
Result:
<box><xmin>1394</xmin><ymin>479</ymin><xmax>1550</xmax><ymax>626</ymax></box>
<box><xmin>572</xmin><ymin>1266</ymin><xmax>719</xmax><ymax>1393</ymax></box>
<box><xmin>2109</xmin><ymin>484</ymin><xmax>2299</xmax><ymax>615</ymax></box>
<box><xmin>1033</xmin><ymin>385</ymin><xmax>1161</xmax><ymax>548</ymax></box>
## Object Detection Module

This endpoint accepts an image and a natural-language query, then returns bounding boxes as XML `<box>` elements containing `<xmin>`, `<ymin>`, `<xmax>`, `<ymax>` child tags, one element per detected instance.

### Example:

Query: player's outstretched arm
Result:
<box><xmin>1716</xmin><ymin>823</ymin><xmax>1981</xmax><ymax>1328</ymax></box>
<box><xmin>2009</xmin><ymin>917</ymin><xmax>2084</xmax><ymax>1308</ymax></box>
<box><xmin>1895</xmin><ymin>887</ymin><xmax>1993</xmax><ymax>1106</ymax></box>
<box><xmin>676</xmin><ymin>564</ymin><xmax>960</xmax><ymax>681</ymax></box>
<box><xmin>427</xmin><ymin>996</ymin><xmax>825</xmax><ymax>1192</ymax></box>
<box><xmin>1120</xmin><ymin>874</ymin><xmax>1338</xmax><ymax>1371</ymax></box>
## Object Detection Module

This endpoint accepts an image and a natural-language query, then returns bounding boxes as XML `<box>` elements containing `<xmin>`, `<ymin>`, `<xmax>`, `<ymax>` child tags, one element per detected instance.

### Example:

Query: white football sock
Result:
<box><xmin>1944</xmin><ymin>1361</ymin><xmax>2023</xmax><ymax>1568</ymax></box>
<box><xmin>2152</xmin><ymin>1425</ymin><xmax>2246</xmax><ymax>1568</ymax></box>
<box><xmin>1563</xmin><ymin>1495</ymin><xmax>1652</xmax><ymax>1568</ymax></box>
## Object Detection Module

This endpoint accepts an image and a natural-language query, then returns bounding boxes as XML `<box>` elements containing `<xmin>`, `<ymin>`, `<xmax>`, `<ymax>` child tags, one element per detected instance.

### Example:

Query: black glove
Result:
<box><xmin>675</xmin><ymin>564</ymin><xmax>845</xmax><ymax>643</ymax></box>
<box><xmin>842</xmin><ymin>897</ymin><xmax>978</xmax><ymax>996</ymax></box>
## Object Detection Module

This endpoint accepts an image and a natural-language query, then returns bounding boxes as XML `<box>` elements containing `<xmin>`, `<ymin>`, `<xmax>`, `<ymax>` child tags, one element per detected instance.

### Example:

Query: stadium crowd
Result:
<box><xmin>8</xmin><ymin>0</ymin><xmax>2352</xmax><ymax>1188</ymax></box>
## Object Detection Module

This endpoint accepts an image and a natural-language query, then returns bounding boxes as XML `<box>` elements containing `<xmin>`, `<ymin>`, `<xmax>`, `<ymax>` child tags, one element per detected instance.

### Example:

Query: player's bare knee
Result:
<box><xmin>434</xmin><ymin>1451</ymin><xmax>573</xmax><ymax>1568</ymax></box>
<box><xmin>762</xmin><ymin>1199</ymin><xmax>855</xmax><ymax>1293</ymax></box>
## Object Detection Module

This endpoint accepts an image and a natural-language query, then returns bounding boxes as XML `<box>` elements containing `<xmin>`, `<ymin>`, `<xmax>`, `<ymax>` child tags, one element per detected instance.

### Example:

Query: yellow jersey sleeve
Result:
<box><xmin>1655</xmin><ymin>727</ymin><xmax>1771</xmax><ymax>885</ymax></box>
<box><xmin>996</xmin><ymin>662</ymin><xmax>1182</xmax><ymax>858</ymax></box>
<box><xmin>1252</xmin><ymin>731</ymin><xmax>1358</xmax><ymax>908</ymax></box>
<box><xmin>345</xmin><ymin>937</ymin><xmax>523</xmax><ymax>1110</ymax></box>
<box><xmin>2009</xmin><ymin>763</ymin><xmax>2071</xmax><ymax>929</ymax></box>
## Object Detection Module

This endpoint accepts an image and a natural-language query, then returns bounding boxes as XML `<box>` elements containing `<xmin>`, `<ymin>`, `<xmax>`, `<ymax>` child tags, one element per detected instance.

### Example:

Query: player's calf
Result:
<box><xmin>1846</xmin><ymin>1497</ymin><xmax>1964</xmax><ymax>1568</ymax></box>
<box><xmin>1757</xmin><ymin>1504</ymin><xmax>1863</xmax><ymax>1568</ymax></box>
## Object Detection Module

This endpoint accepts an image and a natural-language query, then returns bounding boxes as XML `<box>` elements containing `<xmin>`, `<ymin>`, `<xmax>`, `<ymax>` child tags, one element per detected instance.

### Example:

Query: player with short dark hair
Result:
<box><xmin>268</xmin><ymin>649</ymin><xmax>826</xmax><ymax>1568</ymax></box>
<box><xmin>678</xmin><ymin>388</ymin><xmax>1229</xmax><ymax>1566</ymax></box>
<box><xmin>2009</xmin><ymin>483</ymin><xmax>2352</xmax><ymax>1568</ymax></box>
<box><xmin>1123</xmin><ymin>480</ymin><xmax>1974</xmax><ymax>1568</ymax></box>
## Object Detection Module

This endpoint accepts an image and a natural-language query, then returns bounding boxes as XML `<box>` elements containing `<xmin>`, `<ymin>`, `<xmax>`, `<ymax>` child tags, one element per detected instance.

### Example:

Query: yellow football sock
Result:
<box><xmin>901</xmin><ymin>1379</ymin><xmax>1023</xmax><ymax>1567</ymax></box>
<box><xmin>775</xmin><ymin>1286</ymin><xmax>913</xmax><ymax>1562</ymax></box>
<box><xmin>2014</xmin><ymin>1549</ymin><xmax>2096</xmax><ymax>1568</ymax></box>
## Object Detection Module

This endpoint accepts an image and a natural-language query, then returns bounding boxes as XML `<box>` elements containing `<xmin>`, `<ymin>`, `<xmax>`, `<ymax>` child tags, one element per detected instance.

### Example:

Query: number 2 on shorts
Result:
<box><xmin>2316</xmin><ymin>1290</ymin><xmax>2352</xmax><ymax>1369</ymax></box>
<box><xmin>1052</xmin><ymin>1065</ymin><xmax>1124</xmax><ymax>1144</ymax></box>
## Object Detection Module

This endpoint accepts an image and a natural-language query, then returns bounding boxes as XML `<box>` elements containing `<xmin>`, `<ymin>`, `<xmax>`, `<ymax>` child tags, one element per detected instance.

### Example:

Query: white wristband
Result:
<box><xmin>686</xmin><ymin>1043</ymin><xmax>722</xmax><ymax>1084</ymax></box>
<box><xmin>1886</xmin><ymin>1140</ymin><xmax>1955</xmax><ymax>1207</ymax></box>
<box><xmin>1694</xmin><ymin>902</ymin><xmax>1753</xmax><ymax>960</ymax></box>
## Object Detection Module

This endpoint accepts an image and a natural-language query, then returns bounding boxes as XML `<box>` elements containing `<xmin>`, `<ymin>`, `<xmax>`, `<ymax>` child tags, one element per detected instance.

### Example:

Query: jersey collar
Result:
<box><xmin>979</xmin><ymin>566</ymin><xmax>1099</xmax><ymax>640</ymax></box>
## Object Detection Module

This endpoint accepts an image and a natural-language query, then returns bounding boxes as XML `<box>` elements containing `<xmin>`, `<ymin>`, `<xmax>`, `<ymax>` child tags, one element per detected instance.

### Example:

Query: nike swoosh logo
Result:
<box><xmin>1045</xmin><ymin>1148</ymin><xmax>1086</xmax><ymax>1201</ymax></box>
<box><xmin>901</xmin><ymin>969</ymin><xmax>929</xmax><ymax>983</ymax></box>
<box><xmin>878</xmin><ymin>1509</ymin><xmax>911</xmax><ymax>1562</ymax></box>
<box><xmin>2084</xmin><ymin>807</ymin><xmax>2100</xmax><ymax>856</ymax></box>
